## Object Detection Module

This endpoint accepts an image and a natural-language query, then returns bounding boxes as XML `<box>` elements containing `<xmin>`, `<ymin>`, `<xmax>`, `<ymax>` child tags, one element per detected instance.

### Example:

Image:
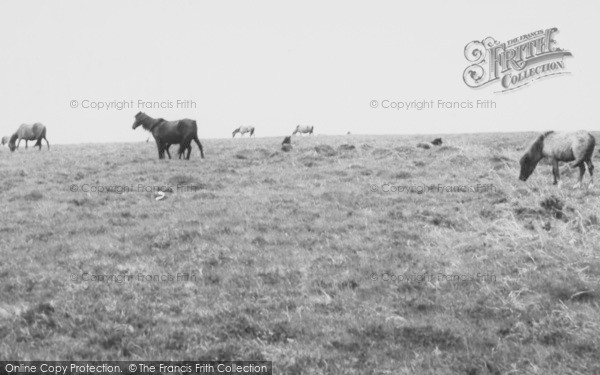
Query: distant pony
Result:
<box><xmin>519</xmin><ymin>130</ymin><xmax>595</xmax><ymax>188</ymax></box>
<box><xmin>132</xmin><ymin>112</ymin><xmax>204</xmax><ymax>160</ymax></box>
<box><xmin>1</xmin><ymin>136</ymin><xmax>8</xmax><ymax>146</ymax></box>
<box><xmin>293</xmin><ymin>125</ymin><xmax>314</xmax><ymax>135</ymax></box>
<box><xmin>232</xmin><ymin>126</ymin><xmax>255</xmax><ymax>138</ymax></box>
<box><xmin>417</xmin><ymin>138</ymin><xmax>443</xmax><ymax>149</ymax></box>
<box><xmin>8</xmin><ymin>123</ymin><xmax>49</xmax><ymax>152</ymax></box>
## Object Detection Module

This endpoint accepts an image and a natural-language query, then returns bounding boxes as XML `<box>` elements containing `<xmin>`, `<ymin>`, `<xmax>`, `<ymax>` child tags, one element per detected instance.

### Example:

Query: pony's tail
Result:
<box><xmin>35</xmin><ymin>127</ymin><xmax>48</xmax><ymax>149</ymax></box>
<box><xmin>193</xmin><ymin>135</ymin><xmax>204</xmax><ymax>159</ymax></box>
<box><xmin>571</xmin><ymin>134</ymin><xmax>596</xmax><ymax>167</ymax></box>
<box><xmin>571</xmin><ymin>155</ymin><xmax>586</xmax><ymax>167</ymax></box>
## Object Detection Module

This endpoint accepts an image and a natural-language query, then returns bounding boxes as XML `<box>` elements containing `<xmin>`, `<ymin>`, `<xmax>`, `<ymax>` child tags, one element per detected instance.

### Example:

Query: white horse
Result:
<box><xmin>232</xmin><ymin>126</ymin><xmax>255</xmax><ymax>138</ymax></box>
<box><xmin>293</xmin><ymin>125</ymin><xmax>314</xmax><ymax>135</ymax></box>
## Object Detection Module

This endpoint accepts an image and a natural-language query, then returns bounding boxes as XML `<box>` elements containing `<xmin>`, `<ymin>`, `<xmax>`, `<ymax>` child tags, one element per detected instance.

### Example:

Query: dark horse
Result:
<box><xmin>132</xmin><ymin>112</ymin><xmax>204</xmax><ymax>160</ymax></box>
<box><xmin>9</xmin><ymin>123</ymin><xmax>50</xmax><ymax>152</ymax></box>
<box><xmin>519</xmin><ymin>130</ymin><xmax>595</xmax><ymax>188</ymax></box>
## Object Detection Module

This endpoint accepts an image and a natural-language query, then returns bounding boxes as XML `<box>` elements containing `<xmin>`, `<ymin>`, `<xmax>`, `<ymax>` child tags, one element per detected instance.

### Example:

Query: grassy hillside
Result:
<box><xmin>0</xmin><ymin>133</ymin><xmax>599</xmax><ymax>374</ymax></box>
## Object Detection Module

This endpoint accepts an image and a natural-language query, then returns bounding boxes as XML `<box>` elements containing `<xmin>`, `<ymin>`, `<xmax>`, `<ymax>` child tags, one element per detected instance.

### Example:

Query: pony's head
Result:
<box><xmin>132</xmin><ymin>111</ymin><xmax>146</xmax><ymax>129</ymax></box>
<box><xmin>8</xmin><ymin>133</ymin><xmax>18</xmax><ymax>152</ymax></box>
<box><xmin>519</xmin><ymin>135</ymin><xmax>544</xmax><ymax>181</ymax></box>
<box><xmin>232</xmin><ymin>128</ymin><xmax>239</xmax><ymax>138</ymax></box>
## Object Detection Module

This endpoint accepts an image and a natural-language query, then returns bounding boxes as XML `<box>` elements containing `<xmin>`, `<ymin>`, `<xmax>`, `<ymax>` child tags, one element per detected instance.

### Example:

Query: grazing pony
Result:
<box><xmin>519</xmin><ymin>130</ymin><xmax>595</xmax><ymax>188</ymax></box>
<box><xmin>417</xmin><ymin>138</ymin><xmax>443</xmax><ymax>149</ymax></box>
<box><xmin>8</xmin><ymin>123</ymin><xmax>49</xmax><ymax>152</ymax></box>
<box><xmin>132</xmin><ymin>112</ymin><xmax>204</xmax><ymax>160</ymax></box>
<box><xmin>1</xmin><ymin>136</ymin><xmax>8</xmax><ymax>146</ymax></box>
<box><xmin>293</xmin><ymin>125</ymin><xmax>314</xmax><ymax>135</ymax></box>
<box><xmin>232</xmin><ymin>126</ymin><xmax>255</xmax><ymax>138</ymax></box>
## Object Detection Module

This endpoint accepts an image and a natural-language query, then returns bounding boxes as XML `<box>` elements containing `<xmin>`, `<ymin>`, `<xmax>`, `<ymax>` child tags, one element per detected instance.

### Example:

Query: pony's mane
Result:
<box><xmin>9</xmin><ymin>133</ymin><xmax>18</xmax><ymax>144</ymax></box>
<box><xmin>526</xmin><ymin>131</ymin><xmax>553</xmax><ymax>156</ymax></box>
<box><xmin>541</xmin><ymin>131</ymin><xmax>554</xmax><ymax>139</ymax></box>
<box><xmin>136</xmin><ymin>112</ymin><xmax>162</xmax><ymax>131</ymax></box>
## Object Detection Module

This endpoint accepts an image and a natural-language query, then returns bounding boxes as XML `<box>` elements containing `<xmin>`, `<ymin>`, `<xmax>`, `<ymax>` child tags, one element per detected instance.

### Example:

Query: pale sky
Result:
<box><xmin>0</xmin><ymin>1</ymin><xmax>597</xmax><ymax>144</ymax></box>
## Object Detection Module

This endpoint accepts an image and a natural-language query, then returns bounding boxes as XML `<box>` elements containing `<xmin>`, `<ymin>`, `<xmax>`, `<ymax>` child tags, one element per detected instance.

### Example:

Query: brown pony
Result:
<box><xmin>8</xmin><ymin>123</ymin><xmax>49</xmax><ymax>152</ymax></box>
<box><xmin>132</xmin><ymin>112</ymin><xmax>204</xmax><ymax>160</ymax></box>
<box><xmin>519</xmin><ymin>131</ymin><xmax>595</xmax><ymax>188</ymax></box>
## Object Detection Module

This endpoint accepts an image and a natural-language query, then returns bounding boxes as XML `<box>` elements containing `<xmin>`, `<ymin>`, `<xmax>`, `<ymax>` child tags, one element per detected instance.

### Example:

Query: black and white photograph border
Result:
<box><xmin>0</xmin><ymin>1</ymin><xmax>599</xmax><ymax>374</ymax></box>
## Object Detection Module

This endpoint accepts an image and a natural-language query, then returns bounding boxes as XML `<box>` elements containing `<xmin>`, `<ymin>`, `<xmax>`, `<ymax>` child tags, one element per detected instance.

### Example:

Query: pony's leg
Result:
<box><xmin>585</xmin><ymin>159</ymin><xmax>594</xmax><ymax>189</ymax></box>
<box><xmin>16</xmin><ymin>139</ymin><xmax>21</xmax><ymax>149</ymax></box>
<box><xmin>573</xmin><ymin>164</ymin><xmax>585</xmax><ymax>189</ymax></box>
<box><xmin>179</xmin><ymin>143</ymin><xmax>190</xmax><ymax>160</ymax></box>
<box><xmin>25</xmin><ymin>140</ymin><xmax>28</xmax><ymax>149</ymax></box>
<box><xmin>552</xmin><ymin>159</ymin><xmax>559</xmax><ymax>185</ymax></box>
<box><xmin>165</xmin><ymin>145</ymin><xmax>172</xmax><ymax>160</ymax></box>
<box><xmin>186</xmin><ymin>146</ymin><xmax>191</xmax><ymax>159</ymax></box>
<box><xmin>156</xmin><ymin>143</ymin><xmax>164</xmax><ymax>159</ymax></box>
<box><xmin>45</xmin><ymin>137</ymin><xmax>50</xmax><ymax>150</ymax></box>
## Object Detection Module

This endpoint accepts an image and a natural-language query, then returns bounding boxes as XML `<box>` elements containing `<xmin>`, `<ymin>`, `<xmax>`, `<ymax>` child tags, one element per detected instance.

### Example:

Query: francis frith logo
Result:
<box><xmin>463</xmin><ymin>27</ymin><xmax>572</xmax><ymax>92</ymax></box>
